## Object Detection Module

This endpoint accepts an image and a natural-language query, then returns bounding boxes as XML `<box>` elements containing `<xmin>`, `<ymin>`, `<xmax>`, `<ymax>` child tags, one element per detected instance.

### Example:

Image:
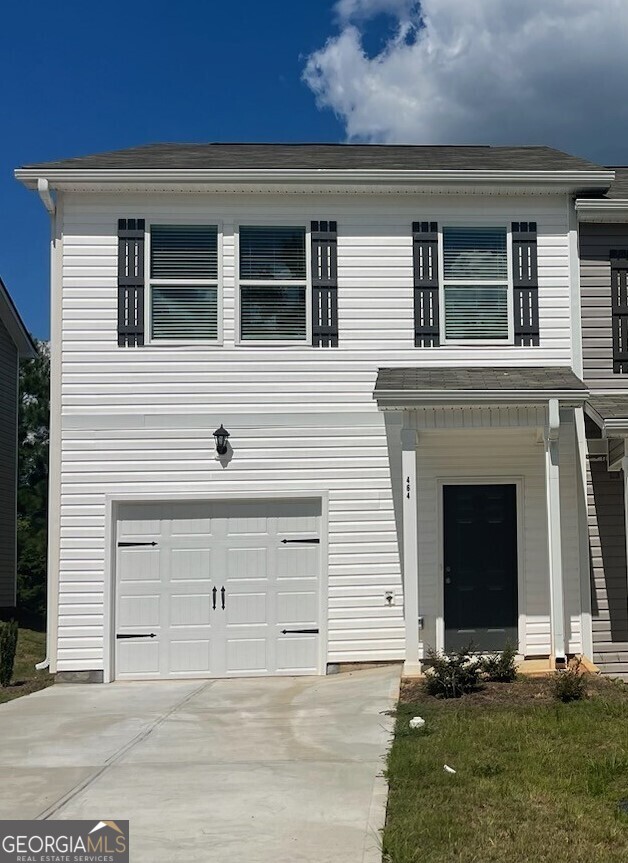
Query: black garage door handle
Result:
<box><xmin>116</xmin><ymin>633</ymin><xmax>157</xmax><ymax>639</ymax></box>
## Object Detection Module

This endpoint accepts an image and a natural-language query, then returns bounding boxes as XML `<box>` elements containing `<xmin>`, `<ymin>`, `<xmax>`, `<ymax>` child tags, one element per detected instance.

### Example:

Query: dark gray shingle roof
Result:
<box><xmin>374</xmin><ymin>366</ymin><xmax>587</xmax><ymax>394</ymax></box>
<box><xmin>21</xmin><ymin>143</ymin><xmax>606</xmax><ymax>172</ymax></box>
<box><xmin>600</xmin><ymin>167</ymin><xmax>628</xmax><ymax>199</ymax></box>
<box><xmin>588</xmin><ymin>394</ymin><xmax>628</xmax><ymax>420</ymax></box>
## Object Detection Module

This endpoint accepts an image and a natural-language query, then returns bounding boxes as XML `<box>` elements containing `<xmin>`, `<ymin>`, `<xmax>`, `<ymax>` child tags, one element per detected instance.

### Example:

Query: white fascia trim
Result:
<box><xmin>16</xmin><ymin>168</ymin><xmax>615</xmax><ymax>191</ymax></box>
<box><xmin>374</xmin><ymin>389</ymin><xmax>589</xmax><ymax>408</ymax></box>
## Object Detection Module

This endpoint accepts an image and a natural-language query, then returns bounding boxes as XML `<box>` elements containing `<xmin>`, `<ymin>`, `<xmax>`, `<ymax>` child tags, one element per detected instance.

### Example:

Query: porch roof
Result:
<box><xmin>586</xmin><ymin>394</ymin><xmax>628</xmax><ymax>433</ymax></box>
<box><xmin>373</xmin><ymin>366</ymin><xmax>588</xmax><ymax>408</ymax></box>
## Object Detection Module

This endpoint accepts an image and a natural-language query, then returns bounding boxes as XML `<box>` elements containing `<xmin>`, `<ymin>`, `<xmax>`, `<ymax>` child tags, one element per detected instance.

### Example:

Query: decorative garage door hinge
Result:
<box><xmin>116</xmin><ymin>633</ymin><xmax>157</xmax><ymax>639</ymax></box>
<box><xmin>280</xmin><ymin>628</ymin><xmax>319</xmax><ymax>635</ymax></box>
<box><xmin>117</xmin><ymin>541</ymin><xmax>158</xmax><ymax>547</ymax></box>
<box><xmin>280</xmin><ymin>538</ymin><xmax>320</xmax><ymax>544</ymax></box>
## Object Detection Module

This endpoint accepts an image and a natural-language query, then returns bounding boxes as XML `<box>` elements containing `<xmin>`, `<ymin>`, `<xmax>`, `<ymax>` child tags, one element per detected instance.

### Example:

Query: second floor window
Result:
<box><xmin>149</xmin><ymin>225</ymin><xmax>219</xmax><ymax>341</ymax></box>
<box><xmin>239</xmin><ymin>225</ymin><xmax>307</xmax><ymax>342</ymax></box>
<box><xmin>442</xmin><ymin>226</ymin><xmax>510</xmax><ymax>342</ymax></box>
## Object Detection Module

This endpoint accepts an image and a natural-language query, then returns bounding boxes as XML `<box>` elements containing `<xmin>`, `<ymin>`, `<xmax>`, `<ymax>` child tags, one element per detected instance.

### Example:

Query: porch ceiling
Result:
<box><xmin>373</xmin><ymin>366</ymin><xmax>588</xmax><ymax>408</ymax></box>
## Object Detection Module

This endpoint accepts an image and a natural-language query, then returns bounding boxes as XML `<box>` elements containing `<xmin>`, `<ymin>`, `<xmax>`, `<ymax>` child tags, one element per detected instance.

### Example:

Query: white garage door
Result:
<box><xmin>115</xmin><ymin>499</ymin><xmax>321</xmax><ymax>680</ymax></box>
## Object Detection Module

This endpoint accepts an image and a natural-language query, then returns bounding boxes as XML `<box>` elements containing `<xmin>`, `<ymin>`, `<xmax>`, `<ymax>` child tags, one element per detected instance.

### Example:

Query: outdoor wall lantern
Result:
<box><xmin>213</xmin><ymin>424</ymin><xmax>230</xmax><ymax>455</ymax></box>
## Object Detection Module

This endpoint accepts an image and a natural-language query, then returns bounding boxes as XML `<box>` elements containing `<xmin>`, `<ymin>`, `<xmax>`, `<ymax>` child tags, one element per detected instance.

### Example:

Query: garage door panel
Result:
<box><xmin>168</xmin><ymin>508</ymin><xmax>212</xmax><ymax>536</ymax></box>
<box><xmin>170</xmin><ymin>594</ymin><xmax>212</xmax><ymax>626</ymax></box>
<box><xmin>118</xmin><ymin>640</ymin><xmax>160</xmax><ymax>676</ymax></box>
<box><xmin>277</xmin><ymin>514</ymin><xmax>319</xmax><ymax>535</ymax></box>
<box><xmin>277</xmin><ymin>546</ymin><xmax>319</xmax><ymax>578</ymax></box>
<box><xmin>276</xmin><ymin>636</ymin><xmax>317</xmax><ymax>673</ymax></box>
<box><xmin>118</xmin><ymin>548</ymin><xmax>160</xmax><ymax>582</ymax></box>
<box><xmin>170</xmin><ymin>548</ymin><xmax>211</xmax><ymax>580</ymax></box>
<box><xmin>277</xmin><ymin>591</ymin><xmax>318</xmax><ymax>625</ymax></box>
<box><xmin>227</xmin><ymin>515</ymin><xmax>269</xmax><ymax>535</ymax></box>
<box><xmin>118</xmin><ymin>595</ymin><xmax>160</xmax><ymax>627</ymax></box>
<box><xmin>169</xmin><ymin>640</ymin><xmax>211</xmax><ymax>674</ymax></box>
<box><xmin>226</xmin><ymin>638</ymin><xmax>268</xmax><ymax>674</ymax></box>
<box><xmin>226</xmin><ymin>592</ymin><xmax>268</xmax><ymax>626</ymax></box>
<box><xmin>226</xmin><ymin>547</ymin><xmax>268</xmax><ymax>578</ymax></box>
<box><xmin>118</xmin><ymin>502</ymin><xmax>162</xmax><ymax>528</ymax></box>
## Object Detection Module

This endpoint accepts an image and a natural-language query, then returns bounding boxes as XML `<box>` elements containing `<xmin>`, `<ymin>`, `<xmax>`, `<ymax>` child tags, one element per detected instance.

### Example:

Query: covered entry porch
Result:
<box><xmin>374</xmin><ymin>367</ymin><xmax>590</xmax><ymax>676</ymax></box>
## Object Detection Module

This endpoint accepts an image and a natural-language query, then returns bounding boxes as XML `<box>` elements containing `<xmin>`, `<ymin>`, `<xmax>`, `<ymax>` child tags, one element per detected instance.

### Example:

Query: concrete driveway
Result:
<box><xmin>0</xmin><ymin>666</ymin><xmax>400</xmax><ymax>863</ymax></box>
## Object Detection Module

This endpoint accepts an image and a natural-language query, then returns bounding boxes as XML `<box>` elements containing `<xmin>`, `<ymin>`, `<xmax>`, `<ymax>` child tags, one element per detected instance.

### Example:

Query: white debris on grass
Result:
<box><xmin>409</xmin><ymin>716</ymin><xmax>426</xmax><ymax>730</ymax></box>
<box><xmin>443</xmin><ymin>764</ymin><xmax>457</xmax><ymax>774</ymax></box>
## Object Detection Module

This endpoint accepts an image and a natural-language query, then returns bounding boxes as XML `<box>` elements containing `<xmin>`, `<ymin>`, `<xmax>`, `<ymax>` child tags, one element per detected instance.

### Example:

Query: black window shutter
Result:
<box><xmin>117</xmin><ymin>218</ymin><xmax>145</xmax><ymax>347</ymax></box>
<box><xmin>611</xmin><ymin>250</ymin><xmax>628</xmax><ymax>373</ymax></box>
<box><xmin>412</xmin><ymin>222</ymin><xmax>439</xmax><ymax>347</ymax></box>
<box><xmin>511</xmin><ymin>222</ymin><xmax>539</xmax><ymax>346</ymax></box>
<box><xmin>311</xmin><ymin>221</ymin><xmax>338</xmax><ymax>347</ymax></box>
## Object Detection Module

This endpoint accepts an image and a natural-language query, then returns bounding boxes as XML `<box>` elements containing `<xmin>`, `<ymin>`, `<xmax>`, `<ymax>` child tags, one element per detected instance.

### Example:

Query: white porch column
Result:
<box><xmin>401</xmin><ymin>416</ymin><xmax>421</xmax><ymax>676</ymax></box>
<box><xmin>544</xmin><ymin>398</ymin><xmax>566</xmax><ymax>664</ymax></box>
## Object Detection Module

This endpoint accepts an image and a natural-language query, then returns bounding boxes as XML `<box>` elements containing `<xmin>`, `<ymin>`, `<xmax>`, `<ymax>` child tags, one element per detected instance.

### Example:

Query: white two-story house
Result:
<box><xmin>16</xmin><ymin>143</ymin><xmax>621</xmax><ymax>682</ymax></box>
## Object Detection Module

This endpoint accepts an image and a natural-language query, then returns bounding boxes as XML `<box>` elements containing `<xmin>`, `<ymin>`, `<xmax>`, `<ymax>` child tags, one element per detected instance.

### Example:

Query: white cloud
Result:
<box><xmin>303</xmin><ymin>0</ymin><xmax>628</xmax><ymax>162</ymax></box>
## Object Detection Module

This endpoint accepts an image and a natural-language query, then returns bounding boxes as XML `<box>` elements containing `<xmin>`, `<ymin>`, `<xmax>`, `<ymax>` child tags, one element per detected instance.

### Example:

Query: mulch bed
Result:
<box><xmin>400</xmin><ymin>672</ymin><xmax>627</xmax><ymax>709</ymax></box>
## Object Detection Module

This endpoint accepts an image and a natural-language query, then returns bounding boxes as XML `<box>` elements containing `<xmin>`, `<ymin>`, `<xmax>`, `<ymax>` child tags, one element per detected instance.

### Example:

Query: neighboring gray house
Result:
<box><xmin>578</xmin><ymin>171</ymin><xmax>628</xmax><ymax>676</ymax></box>
<box><xmin>0</xmin><ymin>279</ymin><xmax>37</xmax><ymax>610</ymax></box>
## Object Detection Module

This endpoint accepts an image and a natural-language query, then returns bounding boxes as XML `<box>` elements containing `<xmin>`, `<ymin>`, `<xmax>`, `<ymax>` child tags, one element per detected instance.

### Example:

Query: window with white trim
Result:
<box><xmin>149</xmin><ymin>225</ymin><xmax>219</xmax><ymax>341</ymax></box>
<box><xmin>239</xmin><ymin>225</ymin><xmax>307</xmax><ymax>341</ymax></box>
<box><xmin>442</xmin><ymin>226</ymin><xmax>509</xmax><ymax>341</ymax></box>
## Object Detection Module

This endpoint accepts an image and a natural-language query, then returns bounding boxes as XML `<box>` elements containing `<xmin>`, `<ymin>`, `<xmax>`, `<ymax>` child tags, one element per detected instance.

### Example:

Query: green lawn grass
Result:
<box><xmin>383</xmin><ymin>676</ymin><xmax>628</xmax><ymax>863</ymax></box>
<box><xmin>0</xmin><ymin>627</ymin><xmax>52</xmax><ymax>705</ymax></box>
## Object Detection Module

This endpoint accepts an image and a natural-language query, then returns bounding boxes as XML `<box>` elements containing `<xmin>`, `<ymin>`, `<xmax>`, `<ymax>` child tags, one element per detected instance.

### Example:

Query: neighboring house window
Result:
<box><xmin>149</xmin><ymin>225</ymin><xmax>219</xmax><ymax>341</ymax></box>
<box><xmin>442</xmin><ymin>227</ymin><xmax>510</xmax><ymax>342</ymax></box>
<box><xmin>239</xmin><ymin>226</ymin><xmax>307</xmax><ymax>341</ymax></box>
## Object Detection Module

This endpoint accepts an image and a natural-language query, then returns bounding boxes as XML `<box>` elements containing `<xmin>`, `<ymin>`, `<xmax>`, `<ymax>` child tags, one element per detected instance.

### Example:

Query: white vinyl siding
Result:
<box><xmin>54</xmin><ymin>191</ymin><xmax>576</xmax><ymax>672</ymax></box>
<box><xmin>442</xmin><ymin>226</ymin><xmax>510</xmax><ymax>342</ymax></box>
<box><xmin>149</xmin><ymin>225</ymin><xmax>218</xmax><ymax>342</ymax></box>
<box><xmin>238</xmin><ymin>226</ymin><xmax>307</xmax><ymax>342</ymax></box>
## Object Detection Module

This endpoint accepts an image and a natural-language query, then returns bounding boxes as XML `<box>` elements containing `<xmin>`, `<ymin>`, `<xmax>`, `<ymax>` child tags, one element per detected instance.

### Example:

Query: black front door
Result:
<box><xmin>443</xmin><ymin>484</ymin><xmax>518</xmax><ymax>652</ymax></box>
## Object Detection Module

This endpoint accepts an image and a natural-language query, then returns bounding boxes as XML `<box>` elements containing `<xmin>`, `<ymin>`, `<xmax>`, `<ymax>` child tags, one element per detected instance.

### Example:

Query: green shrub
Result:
<box><xmin>0</xmin><ymin>620</ymin><xmax>18</xmax><ymax>687</ymax></box>
<box><xmin>552</xmin><ymin>657</ymin><xmax>587</xmax><ymax>702</ymax></box>
<box><xmin>423</xmin><ymin>645</ymin><xmax>481</xmax><ymax>699</ymax></box>
<box><xmin>479</xmin><ymin>642</ymin><xmax>518</xmax><ymax>682</ymax></box>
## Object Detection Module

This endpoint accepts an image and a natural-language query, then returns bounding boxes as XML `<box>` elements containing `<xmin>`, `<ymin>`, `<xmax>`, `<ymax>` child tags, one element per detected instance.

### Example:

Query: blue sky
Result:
<box><xmin>4</xmin><ymin>0</ymin><xmax>628</xmax><ymax>339</ymax></box>
<box><xmin>1</xmin><ymin>0</ymin><xmax>347</xmax><ymax>338</ymax></box>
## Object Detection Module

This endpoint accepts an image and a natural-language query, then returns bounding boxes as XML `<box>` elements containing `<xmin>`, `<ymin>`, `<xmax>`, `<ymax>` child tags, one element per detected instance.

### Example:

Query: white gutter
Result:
<box><xmin>16</xmin><ymin>167</ymin><xmax>615</xmax><ymax>190</ymax></box>
<box><xmin>576</xmin><ymin>198</ymin><xmax>628</xmax><ymax>212</ymax></box>
<box><xmin>575</xmin><ymin>198</ymin><xmax>628</xmax><ymax>221</ymax></box>
<box><xmin>374</xmin><ymin>388</ymin><xmax>589</xmax><ymax>408</ymax></box>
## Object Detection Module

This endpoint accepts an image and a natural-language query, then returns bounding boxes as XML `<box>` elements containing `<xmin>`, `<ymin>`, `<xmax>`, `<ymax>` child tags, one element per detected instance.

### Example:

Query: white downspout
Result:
<box><xmin>34</xmin><ymin>179</ymin><xmax>55</xmax><ymax>671</ymax></box>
